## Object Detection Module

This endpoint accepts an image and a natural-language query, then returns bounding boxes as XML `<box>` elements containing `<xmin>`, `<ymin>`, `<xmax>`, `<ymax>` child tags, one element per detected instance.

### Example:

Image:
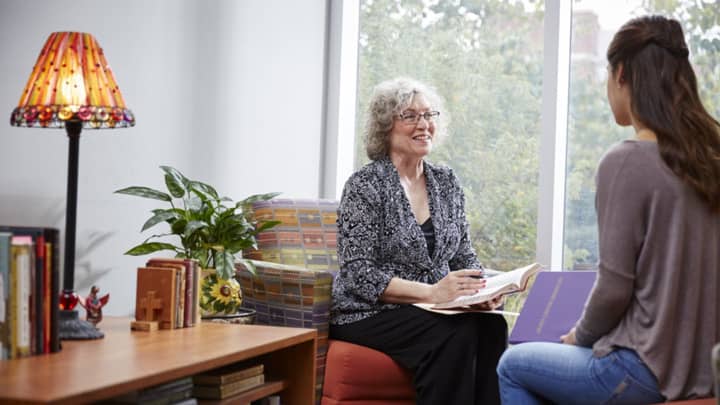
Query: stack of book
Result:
<box><xmin>0</xmin><ymin>226</ymin><xmax>60</xmax><ymax>359</ymax></box>
<box><xmin>108</xmin><ymin>376</ymin><xmax>195</xmax><ymax>404</ymax></box>
<box><xmin>134</xmin><ymin>258</ymin><xmax>201</xmax><ymax>329</ymax></box>
<box><xmin>193</xmin><ymin>362</ymin><xmax>265</xmax><ymax>400</ymax></box>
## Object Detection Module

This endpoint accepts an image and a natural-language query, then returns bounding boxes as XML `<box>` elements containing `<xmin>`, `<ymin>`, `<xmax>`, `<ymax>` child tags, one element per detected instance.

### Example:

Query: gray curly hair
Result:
<box><xmin>364</xmin><ymin>77</ymin><xmax>449</xmax><ymax>161</ymax></box>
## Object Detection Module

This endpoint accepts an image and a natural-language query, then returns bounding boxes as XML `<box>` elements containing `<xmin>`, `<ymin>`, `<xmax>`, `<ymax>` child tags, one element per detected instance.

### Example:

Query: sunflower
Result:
<box><xmin>200</xmin><ymin>273</ymin><xmax>242</xmax><ymax>315</ymax></box>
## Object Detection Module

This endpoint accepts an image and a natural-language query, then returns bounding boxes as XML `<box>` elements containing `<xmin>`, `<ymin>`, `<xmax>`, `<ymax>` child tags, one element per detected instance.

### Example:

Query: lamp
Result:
<box><xmin>10</xmin><ymin>32</ymin><xmax>134</xmax><ymax>340</ymax></box>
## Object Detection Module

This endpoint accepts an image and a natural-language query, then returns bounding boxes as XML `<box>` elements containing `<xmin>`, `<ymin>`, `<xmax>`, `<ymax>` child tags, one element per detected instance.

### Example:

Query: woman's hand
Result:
<box><xmin>561</xmin><ymin>327</ymin><xmax>577</xmax><ymax>345</ymax></box>
<box><xmin>430</xmin><ymin>269</ymin><xmax>486</xmax><ymax>303</ymax></box>
<box><xmin>469</xmin><ymin>295</ymin><xmax>504</xmax><ymax>311</ymax></box>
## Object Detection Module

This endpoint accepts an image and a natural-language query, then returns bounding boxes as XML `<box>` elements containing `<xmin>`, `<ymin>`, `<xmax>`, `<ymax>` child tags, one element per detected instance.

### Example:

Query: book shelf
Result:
<box><xmin>0</xmin><ymin>316</ymin><xmax>317</xmax><ymax>404</ymax></box>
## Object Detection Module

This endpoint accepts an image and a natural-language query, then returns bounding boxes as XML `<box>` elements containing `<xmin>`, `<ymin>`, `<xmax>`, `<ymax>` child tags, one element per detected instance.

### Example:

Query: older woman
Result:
<box><xmin>329</xmin><ymin>77</ymin><xmax>507</xmax><ymax>405</ymax></box>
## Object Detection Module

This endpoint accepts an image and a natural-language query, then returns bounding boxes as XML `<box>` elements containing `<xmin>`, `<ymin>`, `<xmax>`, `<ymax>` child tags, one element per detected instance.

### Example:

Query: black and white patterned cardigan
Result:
<box><xmin>329</xmin><ymin>157</ymin><xmax>483</xmax><ymax>325</ymax></box>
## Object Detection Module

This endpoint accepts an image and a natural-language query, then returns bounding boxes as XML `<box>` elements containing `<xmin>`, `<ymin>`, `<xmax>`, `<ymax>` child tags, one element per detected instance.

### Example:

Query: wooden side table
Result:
<box><xmin>0</xmin><ymin>317</ymin><xmax>317</xmax><ymax>404</ymax></box>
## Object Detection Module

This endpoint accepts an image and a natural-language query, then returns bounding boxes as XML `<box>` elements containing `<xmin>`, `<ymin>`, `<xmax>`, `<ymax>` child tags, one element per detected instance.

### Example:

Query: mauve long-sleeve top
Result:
<box><xmin>574</xmin><ymin>140</ymin><xmax>720</xmax><ymax>400</ymax></box>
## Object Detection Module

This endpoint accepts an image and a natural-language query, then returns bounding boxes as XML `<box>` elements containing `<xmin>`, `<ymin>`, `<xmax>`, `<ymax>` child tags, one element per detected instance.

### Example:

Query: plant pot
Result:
<box><xmin>201</xmin><ymin>307</ymin><xmax>256</xmax><ymax>325</ymax></box>
<box><xmin>200</xmin><ymin>268</ymin><xmax>243</xmax><ymax>316</ymax></box>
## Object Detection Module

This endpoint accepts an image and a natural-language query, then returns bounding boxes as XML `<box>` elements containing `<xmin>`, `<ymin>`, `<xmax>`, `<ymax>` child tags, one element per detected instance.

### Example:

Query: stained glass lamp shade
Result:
<box><xmin>10</xmin><ymin>32</ymin><xmax>135</xmax><ymax>340</ymax></box>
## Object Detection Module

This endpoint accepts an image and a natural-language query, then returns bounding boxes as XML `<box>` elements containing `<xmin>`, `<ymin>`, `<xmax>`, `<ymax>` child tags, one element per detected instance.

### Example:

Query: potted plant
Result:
<box><xmin>115</xmin><ymin>165</ymin><xmax>280</xmax><ymax>315</ymax></box>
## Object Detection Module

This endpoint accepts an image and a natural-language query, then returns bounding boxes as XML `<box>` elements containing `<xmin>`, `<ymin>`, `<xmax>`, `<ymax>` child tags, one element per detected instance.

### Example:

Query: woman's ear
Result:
<box><xmin>615</xmin><ymin>63</ymin><xmax>625</xmax><ymax>87</ymax></box>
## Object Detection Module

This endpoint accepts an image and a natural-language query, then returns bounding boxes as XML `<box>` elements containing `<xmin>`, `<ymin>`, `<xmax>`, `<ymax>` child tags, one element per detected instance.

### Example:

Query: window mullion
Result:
<box><xmin>537</xmin><ymin>0</ymin><xmax>572</xmax><ymax>271</ymax></box>
<box><xmin>321</xmin><ymin>0</ymin><xmax>360</xmax><ymax>199</ymax></box>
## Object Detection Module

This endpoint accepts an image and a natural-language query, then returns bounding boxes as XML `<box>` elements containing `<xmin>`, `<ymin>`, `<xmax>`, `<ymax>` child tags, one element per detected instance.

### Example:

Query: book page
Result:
<box><xmin>485</xmin><ymin>263</ymin><xmax>541</xmax><ymax>290</ymax></box>
<box><xmin>430</xmin><ymin>263</ymin><xmax>541</xmax><ymax>309</ymax></box>
<box><xmin>432</xmin><ymin>282</ymin><xmax>516</xmax><ymax>309</ymax></box>
<box><xmin>414</xmin><ymin>302</ymin><xmax>520</xmax><ymax>316</ymax></box>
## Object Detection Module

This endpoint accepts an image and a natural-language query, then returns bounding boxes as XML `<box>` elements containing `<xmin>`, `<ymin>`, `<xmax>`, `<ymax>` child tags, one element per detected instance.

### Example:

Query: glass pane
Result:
<box><xmin>356</xmin><ymin>0</ymin><xmax>545</xmax><ymax>271</ymax></box>
<box><xmin>565</xmin><ymin>0</ymin><xmax>720</xmax><ymax>270</ymax></box>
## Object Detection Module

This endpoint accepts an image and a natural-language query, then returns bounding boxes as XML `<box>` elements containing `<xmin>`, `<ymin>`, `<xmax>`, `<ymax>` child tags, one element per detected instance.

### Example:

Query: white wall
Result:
<box><xmin>0</xmin><ymin>0</ymin><xmax>329</xmax><ymax>316</ymax></box>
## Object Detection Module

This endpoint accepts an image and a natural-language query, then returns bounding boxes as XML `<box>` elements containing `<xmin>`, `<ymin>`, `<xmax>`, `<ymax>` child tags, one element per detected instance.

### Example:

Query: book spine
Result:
<box><xmin>43</xmin><ymin>242</ymin><xmax>51</xmax><ymax>353</ymax></box>
<box><xmin>27</xmin><ymin>239</ymin><xmax>36</xmax><ymax>355</ymax></box>
<box><xmin>179</xmin><ymin>267</ymin><xmax>186</xmax><ymax>328</ymax></box>
<box><xmin>19</xmin><ymin>243</ymin><xmax>32</xmax><ymax>358</ymax></box>
<box><xmin>134</xmin><ymin>268</ymin><xmax>143</xmax><ymax>322</ymax></box>
<box><xmin>11</xmin><ymin>241</ymin><xmax>32</xmax><ymax>358</ymax></box>
<box><xmin>193</xmin><ymin>374</ymin><xmax>265</xmax><ymax>399</ymax></box>
<box><xmin>175</xmin><ymin>269</ymin><xmax>182</xmax><ymax>328</ymax></box>
<box><xmin>194</xmin><ymin>262</ymin><xmax>201</xmax><ymax>325</ymax></box>
<box><xmin>193</xmin><ymin>364</ymin><xmax>264</xmax><ymax>385</ymax></box>
<box><xmin>184</xmin><ymin>260</ymin><xmax>193</xmax><ymax>327</ymax></box>
<box><xmin>33</xmin><ymin>234</ymin><xmax>45</xmax><ymax>355</ymax></box>
<box><xmin>47</xmin><ymin>230</ymin><xmax>60</xmax><ymax>353</ymax></box>
<box><xmin>9</xmin><ymin>244</ymin><xmax>17</xmax><ymax>359</ymax></box>
<box><xmin>0</xmin><ymin>232</ymin><xmax>11</xmax><ymax>360</ymax></box>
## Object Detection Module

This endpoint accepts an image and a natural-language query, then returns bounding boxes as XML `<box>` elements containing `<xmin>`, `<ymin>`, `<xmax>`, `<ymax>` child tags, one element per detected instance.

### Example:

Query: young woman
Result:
<box><xmin>497</xmin><ymin>15</ymin><xmax>720</xmax><ymax>404</ymax></box>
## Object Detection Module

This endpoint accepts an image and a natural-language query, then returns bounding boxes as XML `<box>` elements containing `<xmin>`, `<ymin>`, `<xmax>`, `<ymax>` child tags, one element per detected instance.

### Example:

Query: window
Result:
<box><xmin>355</xmin><ymin>0</ymin><xmax>545</xmax><ymax>270</ymax></box>
<box><xmin>336</xmin><ymin>0</ymin><xmax>720</xmax><ymax>272</ymax></box>
<box><xmin>564</xmin><ymin>0</ymin><xmax>720</xmax><ymax>269</ymax></box>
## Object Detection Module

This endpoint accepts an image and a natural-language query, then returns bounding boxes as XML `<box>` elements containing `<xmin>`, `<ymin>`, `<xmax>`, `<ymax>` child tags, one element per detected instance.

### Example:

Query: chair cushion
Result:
<box><xmin>247</xmin><ymin>198</ymin><xmax>339</xmax><ymax>274</ymax></box>
<box><xmin>322</xmin><ymin>340</ymin><xmax>416</xmax><ymax>402</ymax></box>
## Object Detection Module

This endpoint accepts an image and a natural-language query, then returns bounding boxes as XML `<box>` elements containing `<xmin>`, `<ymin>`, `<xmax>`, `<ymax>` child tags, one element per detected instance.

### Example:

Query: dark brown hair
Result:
<box><xmin>607</xmin><ymin>15</ymin><xmax>720</xmax><ymax>211</ymax></box>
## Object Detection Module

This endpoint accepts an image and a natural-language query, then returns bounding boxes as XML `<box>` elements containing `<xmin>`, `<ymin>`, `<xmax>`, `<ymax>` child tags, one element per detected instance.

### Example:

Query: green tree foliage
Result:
<box><xmin>356</xmin><ymin>0</ymin><xmax>544</xmax><ymax>270</ymax></box>
<box><xmin>356</xmin><ymin>0</ymin><xmax>719</xmax><ymax>272</ymax></box>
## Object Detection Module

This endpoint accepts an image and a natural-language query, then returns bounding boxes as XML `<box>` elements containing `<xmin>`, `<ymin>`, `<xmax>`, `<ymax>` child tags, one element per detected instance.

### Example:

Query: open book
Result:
<box><xmin>429</xmin><ymin>263</ymin><xmax>542</xmax><ymax>310</ymax></box>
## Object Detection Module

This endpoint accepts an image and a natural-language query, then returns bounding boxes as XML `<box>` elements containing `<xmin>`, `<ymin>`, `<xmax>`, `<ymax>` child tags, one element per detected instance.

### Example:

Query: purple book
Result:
<box><xmin>509</xmin><ymin>271</ymin><xmax>597</xmax><ymax>344</ymax></box>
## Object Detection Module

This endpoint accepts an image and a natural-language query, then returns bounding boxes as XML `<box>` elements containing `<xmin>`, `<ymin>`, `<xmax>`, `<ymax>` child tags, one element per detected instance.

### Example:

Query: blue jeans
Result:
<box><xmin>497</xmin><ymin>342</ymin><xmax>665</xmax><ymax>404</ymax></box>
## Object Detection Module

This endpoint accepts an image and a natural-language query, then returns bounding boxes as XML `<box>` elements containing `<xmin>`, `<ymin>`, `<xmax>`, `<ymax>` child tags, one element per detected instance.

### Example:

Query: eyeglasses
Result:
<box><xmin>397</xmin><ymin>110</ymin><xmax>440</xmax><ymax>125</ymax></box>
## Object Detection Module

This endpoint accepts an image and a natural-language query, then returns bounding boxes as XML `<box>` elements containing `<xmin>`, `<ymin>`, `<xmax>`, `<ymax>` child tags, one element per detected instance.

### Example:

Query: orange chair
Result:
<box><xmin>321</xmin><ymin>340</ymin><xmax>415</xmax><ymax>405</ymax></box>
<box><xmin>241</xmin><ymin>198</ymin><xmax>416</xmax><ymax>404</ymax></box>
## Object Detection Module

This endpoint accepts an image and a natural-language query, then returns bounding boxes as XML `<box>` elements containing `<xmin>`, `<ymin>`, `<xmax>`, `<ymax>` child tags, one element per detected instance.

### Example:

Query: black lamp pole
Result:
<box><xmin>58</xmin><ymin>120</ymin><xmax>103</xmax><ymax>340</ymax></box>
<box><xmin>63</xmin><ymin>120</ymin><xmax>80</xmax><ymax>293</ymax></box>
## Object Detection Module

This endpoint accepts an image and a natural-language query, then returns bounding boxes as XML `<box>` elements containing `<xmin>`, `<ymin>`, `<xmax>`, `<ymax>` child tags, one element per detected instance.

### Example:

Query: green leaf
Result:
<box><xmin>186</xmin><ymin>195</ymin><xmax>203</xmax><ymax>212</ymax></box>
<box><xmin>141</xmin><ymin>232</ymin><xmax>174</xmax><ymax>244</ymax></box>
<box><xmin>164</xmin><ymin>174</ymin><xmax>185</xmax><ymax>198</ymax></box>
<box><xmin>191</xmin><ymin>250</ymin><xmax>209</xmax><ymax>268</ymax></box>
<box><xmin>240</xmin><ymin>192</ymin><xmax>281</xmax><ymax>205</ymax></box>
<box><xmin>190</xmin><ymin>181</ymin><xmax>219</xmax><ymax>200</ymax></box>
<box><xmin>214</xmin><ymin>250</ymin><xmax>235</xmax><ymax>279</ymax></box>
<box><xmin>226</xmin><ymin>239</ymin><xmax>253</xmax><ymax>253</ymax></box>
<box><xmin>115</xmin><ymin>186</ymin><xmax>172</xmax><ymax>202</ymax></box>
<box><xmin>184</xmin><ymin>220</ymin><xmax>209</xmax><ymax>238</ymax></box>
<box><xmin>171</xmin><ymin>218</ymin><xmax>187</xmax><ymax>235</ymax></box>
<box><xmin>160</xmin><ymin>166</ymin><xmax>191</xmax><ymax>189</ymax></box>
<box><xmin>141</xmin><ymin>210</ymin><xmax>180</xmax><ymax>232</ymax></box>
<box><xmin>256</xmin><ymin>220</ymin><xmax>282</xmax><ymax>232</ymax></box>
<box><xmin>124</xmin><ymin>242</ymin><xmax>178</xmax><ymax>256</ymax></box>
<box><xmin>236</xmin><ymin>258</ymin><xmax>257</xmax><ymax>277</ymax></box>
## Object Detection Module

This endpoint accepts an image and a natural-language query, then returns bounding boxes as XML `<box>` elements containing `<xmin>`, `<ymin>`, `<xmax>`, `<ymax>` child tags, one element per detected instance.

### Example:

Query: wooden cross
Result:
<box><xmin>139</xmin><ymin>290</ymin><xmax>163</xmax><ymax>321</ymax></box>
